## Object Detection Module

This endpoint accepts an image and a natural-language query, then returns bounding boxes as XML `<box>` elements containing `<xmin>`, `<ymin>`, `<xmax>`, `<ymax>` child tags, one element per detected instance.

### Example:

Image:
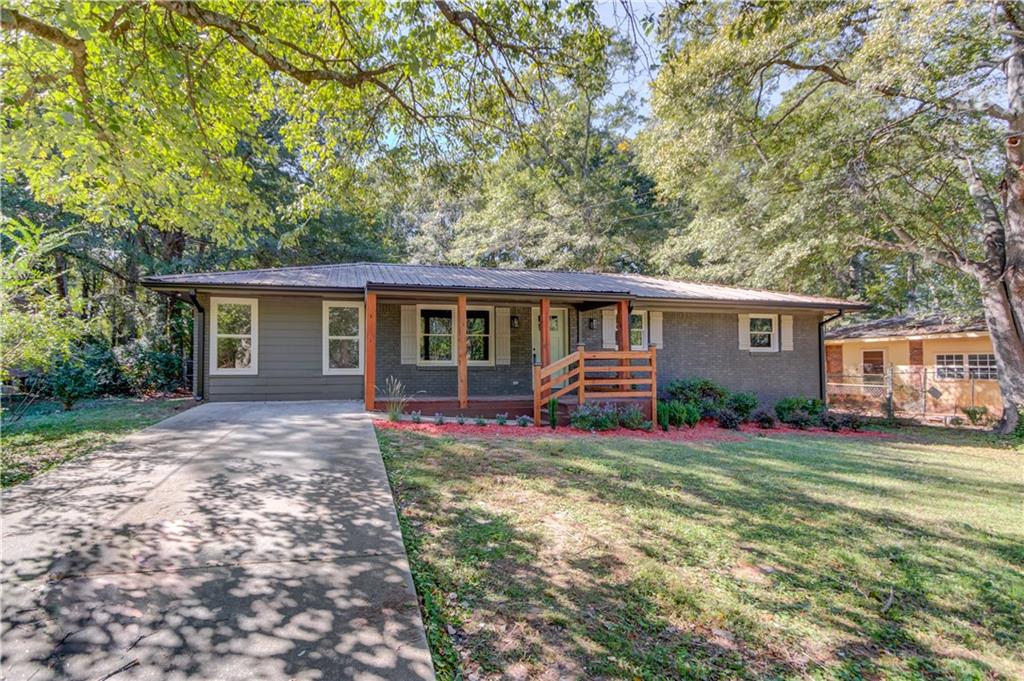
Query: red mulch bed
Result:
<box><xmin>374</xmin><ymin>419</ymin><xmax>891</xmax><ymax>442</ymax></box>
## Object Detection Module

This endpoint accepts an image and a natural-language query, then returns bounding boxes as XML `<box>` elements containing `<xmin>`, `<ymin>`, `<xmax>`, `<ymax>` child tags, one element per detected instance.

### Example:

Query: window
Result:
<box><xmin>417</xmin><ymin>305</ymin><xmax>494</xmax><ymax>366</ymax></box>
<box><xmin>935</xmin><ymin>354</ymin><xmax>965</xmax><ymax>380</ymax></box>
<box><xmin>323</xmin><ymin>301</ymin><xmax>363</xmax><ymax>375</ymax></box>
<box><xmin>467</xmin><ymin>309</ymin><xmax>491</xmax><ymax>362</ymax></box>
<box><xmin>630</xmin><ymin>312</ymin><xmax>647</xmax><ymax>350</ymax></box>
<box><xmin>748</xmin><ymin>315</ymin><xmax>777</xmax><ymax>352</ymax></box>
<box><xmin>968</xmin><ymin>353</ymin><xmax>998</xmax><ymax>380</ymax></box>
<box><xmin>862</xmin><ymin>350</ymin><xmax>885</xmax><ymax>385</ymax></box>
<box><xmin>210</xmin><ymin>297</ymin><xmax>257</xmax><ymax>375</ymax></box>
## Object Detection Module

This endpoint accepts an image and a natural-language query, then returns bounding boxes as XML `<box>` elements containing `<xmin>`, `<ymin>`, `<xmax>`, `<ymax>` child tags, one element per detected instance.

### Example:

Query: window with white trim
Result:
<box><xmin>210</xmin><ymin>297</ymin><xmax>257</xmax><ymax>375</ymax></box>
<box><xmin>323</xmin><ymin>301</ymin><xmax>363</xmax><ymax>375</ymax></box>
<box><xmin>967</xmin><ymin>353</ymin><xmax>998</xmax><ymax>380</ymax></box>
<box><xmin>417</xmin><ymin>305</ymin><xmax>493</xmax><ymax>366</ymax></box>
<box><xmin>935</xmin><ymin>354</ymin><xmax>965</xmax><ymax>379</ymax></box>
<box><xmin>748</xmin><ymin>315</ymin><xmax>777</xmax><ymax>352</ymax></box>
<box><xmin>630</xmin><ymin>312</ymin><xmax>647</xmax><ymax>350</ymax></box>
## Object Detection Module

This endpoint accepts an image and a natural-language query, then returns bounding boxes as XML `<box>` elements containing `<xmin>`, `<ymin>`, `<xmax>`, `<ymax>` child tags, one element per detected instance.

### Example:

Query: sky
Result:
<box><xmin>595</xmin><ymin>1</ymin><xmax>667</xmax><ymax>128</ymax></box>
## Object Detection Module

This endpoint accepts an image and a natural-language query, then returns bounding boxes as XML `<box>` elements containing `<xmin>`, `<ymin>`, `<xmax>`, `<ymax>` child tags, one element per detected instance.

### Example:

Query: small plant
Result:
<box><xmin>456</xmin><ymin>413</ymin><xmax>466</xmax><ymax>425</ymax></box>
<box><xmin>43</xmin><ymin>354</ymin><xmax>98</xmax><ymax>411</ymax></box>
<box><xmin>495</xmin><ymin>412</ymin><xmax>509</xmax><ymax>426</ymax></box>
<box><xmin>434</xmin><ymin>412</ymin><xmax>445</xmax><ymax>425</ymax></box>
<box><xmin>410</xmin><ymin>410</ymin><xmax>422</xmax><ymax>424</ymax></box>
<box><xmin>548</xmin><ymin>398</ymin><xmax>558</xmax><ymax>430</ymax></box>
<box><xmin>961</xmin><ymin>406</ymin><xmax>989</xmax><ymax>426</ymax></box>
<box><xmin>665</xmin><ymin>378</ymin><xmax>728</xmax><ymax>410</ymax></box>
<box><xmin>380</xmin><ymin>376</ymin><xmax>409</xmax><ymax>422</ymax></box>
<box><xmin>665</xmin><ymin>400</ymin><xmax>699</xmax><ymax>428</ymax></box>
<box><xmin>516</xmin><ymin>414</ymin><xmax>531</xmax><ymax>427</ymax></box>
<box><xmin>842</xmin><ymin>413</ymin><xmax>864</xmax><ymax>431</ymax></box>
<box><xmin>753</xmin><ymin>409</ymin><xmax>776</xmax><ymax>429</ymax></box>
<box><xmin>948</xmin><ymin>415</ymin><xmax>964</xmax><ymax>427</ymax></box>
<box><xmin>569</xmin><ymin>403</ymin><xmax>620</xmax><ymax>431</ymax></box>
<box><xmin>713</xmin><ymin>407</ymin><xmax>741</xmax><ymax>429</ymax></box>
<box><xmin>657</xmin><ymin>402</ymin><xmax>671</xmax><ymax>431</ymax></box>
<box><xmin>474</xmin><ymin>416</ymin><xmax>487</xmax><ymax>426</ymax></box>
<box><xmin>821</xmin><ymin>412</ymin><xmax>843</xmax><ymax>432</ymax></box>
<box><xmin>726</xmin><ymin>391</ymin><xmax>758</xmax><ymax>421</ymax></box>
<box><xmin>787</xmin><ymin>409</ymin><xmax>813</xmax><ymax>430</ymax></box>
<box><xmin>775</xmin><ymin>396</ymin><xmax>824</xmax><ymax>425</ymax></box>
<box><xmin>619</xmin><ymin>405</ymin><xmax>649</xmax><ymax>430</ymax></box>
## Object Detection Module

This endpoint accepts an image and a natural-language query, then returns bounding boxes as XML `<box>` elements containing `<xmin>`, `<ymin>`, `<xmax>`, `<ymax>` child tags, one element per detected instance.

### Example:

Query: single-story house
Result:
<box><xmin>824</xmin><ymin>314</ymin><xmax>1001</xmax><ymax>417</ymax></box>
<box><xmin>142</xmin><ymin>263</ymin><xmax>867</xmax><ymax>417</ymax></box>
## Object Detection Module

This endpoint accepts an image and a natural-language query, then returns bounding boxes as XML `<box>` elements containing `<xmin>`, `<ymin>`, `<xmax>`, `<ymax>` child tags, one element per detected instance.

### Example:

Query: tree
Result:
<box><xmin>641</xmin><ymin>0</ymin><xmax>1024</xmax><ymax>432</ymax></box>
<box><xmin>1</xmin><ymin>1</ymin><xmax>610</xmax><ymax>239</ymax></box>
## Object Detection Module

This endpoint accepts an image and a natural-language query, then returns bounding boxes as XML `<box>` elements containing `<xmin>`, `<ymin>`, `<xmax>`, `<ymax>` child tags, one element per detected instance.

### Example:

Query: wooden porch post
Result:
<box><xmin>364</xmin><ymin>291</ymin><xmax>377</xmax><ymax>411</ymax></box>
<box><xmin>539</xmin><ymin>297</ymin><xmax>551</xmax><ymax>367</ymax></box>
<box><xmin>577</xmin><ymin>343</ymin><xmax>586</xmax><ymax>405</ymax></box>
<box><xmin>616</xmin><ymin>299</ymin><xmax>630</xmax><ymax>351</ymax></box>
<box><xmin>649</xmin><ymin>343</ymin><xmax>658</xmax><ymax>423</ymax></box>
<box><xmin>457</xmin><ymin>295</ymin><xmax>468</xmax><ymax>408</ymax></box>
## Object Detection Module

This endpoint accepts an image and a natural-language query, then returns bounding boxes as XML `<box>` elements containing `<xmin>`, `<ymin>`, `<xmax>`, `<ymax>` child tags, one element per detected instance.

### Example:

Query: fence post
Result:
<box><xmin>885</xmin><ymin>366</ymin><xmax>894</xmax><ymax>420</ymax></box>
<box><xmin>921</xmin><ymin>367</ymin><xmax>927</xmax><ymax>419</ymax></box>
<box><xmin>577</xmin><ymin>344</ymin><xmax>586</xmax><ymax>405</ymax></box>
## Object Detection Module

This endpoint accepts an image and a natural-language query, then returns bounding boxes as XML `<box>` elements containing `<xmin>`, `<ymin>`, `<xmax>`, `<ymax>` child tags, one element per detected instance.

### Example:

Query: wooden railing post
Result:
<box><xmin>649</xmin><ymin>344</ymin><xmax>658</xmax><ymax>423</ymax></box>
<box><xmin>577</xmin><ymin>344</ymin><xmax>586</xmax><ymax>405</ymax></box>
<box><xmin>533</xmin><ymin>362</ymin><xmax>542</xmax><ymax>426</ymax></box>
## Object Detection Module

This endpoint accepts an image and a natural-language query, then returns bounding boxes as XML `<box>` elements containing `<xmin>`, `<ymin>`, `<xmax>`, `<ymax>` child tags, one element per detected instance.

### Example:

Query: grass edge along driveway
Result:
<box><xmin>378</xmin><ymin>427</ymin><xmax>1023</xmax><ymax>680</ymax></box>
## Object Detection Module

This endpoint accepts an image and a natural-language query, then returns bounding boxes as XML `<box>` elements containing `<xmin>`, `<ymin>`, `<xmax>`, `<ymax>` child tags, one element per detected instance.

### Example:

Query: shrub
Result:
<box><xmin>410</xmin><ymin>410</ymin><xmax>422</xmax><ymax>424</ymax></box>
<box><xmin>434</xmin><ymin>412</ymin><xmax>445</xmax><ymax>425</ymax></box>
<box><xmin>665</xmin><ymin>378</ymin><xmax>729</xmax><ymax>408</ymax></box>
<box><xmin>948</xmin><ymin>415</ymin><xmax>964</xmax><ymax>427</ymax></box>
<box><xmin>713</xmin><ymin>407</ymin><xmax>741</xmax><ymax>429</ymax></box>
<box><xmin>821</xmin><ymin>413</ymin><xmax>843</xmax><ymax>432</ymax></box>
<box><xmin>664</xmin><ymin>400</ymin><xmax>699</xmax><ymax>428</ymax></box>
<box><xmin>657</xmin><ymin>402</ymin><xmax>671</xmax><ymax>431</ymax></box>
<box><xmin>569</xmin><ymin>403</ymin><xmax>620</xmax><ymax>431</ymax></box>
<box><xmin>842</xmin><ymin>414</ymin><xmax>864</xmax><ymax>431</ymax></box>
<box><xmin>961</xmin><ymin>406</ymin><xmax>989</xmax><ymax>426</ymax></box>
<box><xmin>753</xmin><ymin>409</ymin><xmax>776</xmax><ymax>429</ymax></box>
<box><xmin>548</xmin><ymin>398</ymin><xmax>558</xmax><ymax>430</ymax></box>
<box><xmin>456</xmin><ymin>414</ymin><xmax>466</xmax><ymax>425</ymax></box>
<box><xmin>775</xmin><ymin>396</ymin><xmax>824</xmax><ymax>425</ymax></box>
<box><xmin>380</xmin><ymin>377</ymin><xmax>409</xmax><ymax>422</ymax></box>
<box><xmin>726</xmin><ymin>391</ymin><xmax>758</xmax><ymax>421</ymax></box>
<box><xmin>516</xmin><ymin>414</ymin><xmax>531</xmax><ymax>427</ymax></box>
<box><xmin>619</xmin><ymin>405</ymin><xmax>649</xmax><ymax>430</ymax></box>
<box><xmin>787</xmin><ymin>409</ymin><xmax>814</xmax><ymax>430</ymax></box>
<box><xmin>117</xmin><ymin>340</ymin><xmax>183</xmax><ymax>394</ymax></box>
<box><xmin>474</xmin><ymin>416</ymin><xmax>487</xmax><ymax>426</ymax></box>
<box><xmin>495</xmin><ymin>412</ymin><xmax>509</xmax><ymax>426</ymax></box>
<box><xmin>81</xmin><ymin>341</ymin><xmax>130</xmax><ymax>395</ymax></box>
<box><xmin>42</xmin><ymin>354</ymin><xmax>98</xmax><ymax>410</ymax></box>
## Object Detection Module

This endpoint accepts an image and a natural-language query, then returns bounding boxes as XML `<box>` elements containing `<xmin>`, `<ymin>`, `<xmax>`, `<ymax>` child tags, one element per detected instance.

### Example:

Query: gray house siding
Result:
<box><xmin>576</xmin><ymin>308</ymin><xmax>822</xmax><ymax>406</ymax></box>
<box><xmin>201</xmin><ymin>293</ymin><xmax>363</xmax><ymax>402</ymax></box>
<box><xmin>198</xmin><ymin>293</ymin><xmax>821</xmax><ymax>405</ymax></box>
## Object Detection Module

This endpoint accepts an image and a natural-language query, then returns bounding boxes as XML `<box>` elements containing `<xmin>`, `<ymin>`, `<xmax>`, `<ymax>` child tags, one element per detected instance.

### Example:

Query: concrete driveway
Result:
<box><xmin>1</xmin><ymin>401</ymin><xmax>435</xmax><ymax>681</ymax></box>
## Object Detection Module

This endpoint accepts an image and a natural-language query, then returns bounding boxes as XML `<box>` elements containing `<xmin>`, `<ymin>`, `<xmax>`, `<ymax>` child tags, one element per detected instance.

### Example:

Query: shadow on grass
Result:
<box><xmin>381</xmin><ymin>429</ymin><xmax>1023</xmax><ymax>679</ymax></box>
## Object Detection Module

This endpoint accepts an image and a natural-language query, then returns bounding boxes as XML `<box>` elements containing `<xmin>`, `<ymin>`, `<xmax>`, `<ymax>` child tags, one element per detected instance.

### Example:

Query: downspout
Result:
<box><xmin>818</xmin><ymin>310</ymin><xmax>844</xmax><ymax>402</ymax></box>
<box><xmin>187</xmin><ymin>290</ymin><xmax>205</xmax><ymax>401</ymax></box>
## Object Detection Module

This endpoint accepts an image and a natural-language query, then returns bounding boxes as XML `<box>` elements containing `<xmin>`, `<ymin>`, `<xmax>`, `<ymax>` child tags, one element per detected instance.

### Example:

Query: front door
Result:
<box><xmin>531</xmin><ymin>307</ymin><xmax>568</xmax><ymax>371</ymax></box>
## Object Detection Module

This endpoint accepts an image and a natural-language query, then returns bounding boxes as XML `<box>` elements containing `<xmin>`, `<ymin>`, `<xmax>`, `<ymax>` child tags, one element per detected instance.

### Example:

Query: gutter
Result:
<box><xmin>186</xmin><ymin>290</ymin><xmax>205</xmax><ymax>401</ymax></box>
<box><xmin>818</xmin><ymin>310</ymin><xmax>844</xmax><ymax>401</ymax></box>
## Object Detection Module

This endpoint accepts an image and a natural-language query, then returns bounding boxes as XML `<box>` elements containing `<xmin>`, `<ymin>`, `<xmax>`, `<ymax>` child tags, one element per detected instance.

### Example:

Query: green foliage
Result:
<box><xmin>548</xmin><ymin>398</ymin><xmax>558</xmax><ymax>430</ymax></box>
<box><xmin>380</xmin><ymin>377</ymin><xmax>409</xmax><ymax>422</ymax></box>
<box><xmin>619</xmin><ymin>405</ymin><xmax>649</xmax><ymax>430</ymax></box>
<box><xmin>411</xmin><ymin>411</ymin><xmax>423</xmax><ymax>424</ymax></box>
<box><xmin>725</xmin><ymin>391</ymin><xmax>758</xmax><ymax>421</ymax></box>
<box><xmin>569</xmin><ymin>403</ymin><xmax>620</xmax><ymax>431</ymax></box>
<box><xmin>455</xmin><ymin>414</ymin><xmax>465</xmax><ymax>426</ymax></box>
<box><xmin>495</xmin><ymin>412</ymin><xmax>509</xmax><ymax>426</ymax></box>
<box><xmin>657</xmin><ymin>402</ymin><xmax>670</xmax><ymax>431</ymax></box>
<box><xmin>665</xmin><ymin>378</ymin><xmax>728</xmax><ymax>406</ymax></box>
<box><xmin>117</xmin><ymin>341</ymin><xmax>184</xmax><ymax>394</ymax></box>
<box><xmin>516</xmin><ymin>415</ymin><xmax>531</xmax><ymax>427</ymax></box>
<box><xmin>775</xmin><ymin>397</ymin><xmax>824</xmax><ymax>425</ymax></box>
<box><xmin>961</xmin><ymin>406</ymin><xmax>989</xmax><ymax>426</ymax></box>
<box><xmin>843</xmin><ymin>413</ymin><xmax>864</xmax><ymax>432</ymax></box>
<box><xmin>435</xmin><ymin>413</ymin><xmax>446</xmax><ymax>426</ymax></box>
<box><xmin>662</xmin><ymin>400</ymin><xmax>700</xmax><ymax>428</ymax></box>
<box><xmin>37</xmin><ymin>354</ymin><xmax>98</xmax><ymax>411</ymax></box>
<box><xmin>474</xmin><ymin>416</ymin><xmax>487</xmax><ymax>427</ymax></box>
<box><xmin>821</xmin><ymin>413</ymin><xmax>844</xmax><ymax>432</ymax></box>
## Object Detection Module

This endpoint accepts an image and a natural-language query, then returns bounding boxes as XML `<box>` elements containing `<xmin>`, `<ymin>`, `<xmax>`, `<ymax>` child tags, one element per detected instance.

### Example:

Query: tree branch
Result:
<box><xmin>957</xmin><ymin>153</ymin><xmax>1008</xmax><ymax>267</ymax></box>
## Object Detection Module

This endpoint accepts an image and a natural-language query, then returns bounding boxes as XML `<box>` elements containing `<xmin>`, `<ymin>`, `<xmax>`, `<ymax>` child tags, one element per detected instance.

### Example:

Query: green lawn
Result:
<box><xmin>378</xmin><ymin>427</ymin><xmax>1024</xmax><ymax>680</ymax></box>
<box><xmin>1</xmin><ymin>397</ymin><xmax>193</xmax><ymax>488</ymax></box>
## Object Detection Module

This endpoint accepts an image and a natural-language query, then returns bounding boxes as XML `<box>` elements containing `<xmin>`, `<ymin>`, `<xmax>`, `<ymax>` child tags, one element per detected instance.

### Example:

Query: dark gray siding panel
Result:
<box><xmin>575</xmin><ymin>307</ymin><xmax>822</xmax><ymax>406</ymax></box>
<box><xmin>201</xmin><ymin>293</ymin><xmax>362</xmax><ymax>402</ymax></box>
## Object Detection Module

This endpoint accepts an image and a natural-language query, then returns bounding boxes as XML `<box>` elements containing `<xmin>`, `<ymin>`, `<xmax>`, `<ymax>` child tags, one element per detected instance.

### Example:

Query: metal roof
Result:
<box><xmin>826</xmin><ymin>313</ymin><xmax>987</xmax><ymax>340</ymax></box>
<box><xmin>143</xmin><ymin>262</ymin><xmax>867</xmax><ymax>310</ymax></box>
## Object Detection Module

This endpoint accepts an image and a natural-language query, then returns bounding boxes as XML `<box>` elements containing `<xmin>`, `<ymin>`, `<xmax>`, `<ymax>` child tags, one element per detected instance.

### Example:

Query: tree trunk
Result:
<box><xmin>979</xmin><ymin>278</ymin><xmax>1024</xmax><ymax>433</ymax></box>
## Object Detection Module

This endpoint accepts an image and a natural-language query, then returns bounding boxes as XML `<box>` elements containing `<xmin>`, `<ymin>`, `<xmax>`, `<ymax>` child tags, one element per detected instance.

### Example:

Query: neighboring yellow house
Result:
<box><xmin>824</xmin><ymin>314</ymin><xmax>1001</xmax><ymax>419</ymax></box>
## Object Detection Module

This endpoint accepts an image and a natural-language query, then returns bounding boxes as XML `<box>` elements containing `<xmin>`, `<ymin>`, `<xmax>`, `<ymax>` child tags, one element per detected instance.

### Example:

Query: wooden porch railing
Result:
<box><xmin>533</xmin><ymin>344</ymin><xmax>657</xmax><ymax>426</ymax></box>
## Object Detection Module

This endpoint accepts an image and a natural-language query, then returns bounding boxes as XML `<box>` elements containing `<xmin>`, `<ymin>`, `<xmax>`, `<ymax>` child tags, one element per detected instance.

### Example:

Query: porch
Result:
<box><xmin>363</xmin><ymin>293</ymin><xmax>658</xmax><ymax>424</ymax></box>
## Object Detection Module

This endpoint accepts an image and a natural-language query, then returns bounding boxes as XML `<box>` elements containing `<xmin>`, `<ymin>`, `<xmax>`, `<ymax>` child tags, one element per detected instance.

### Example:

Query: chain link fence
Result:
<box><xmin>827</xmin><ymin>366</ymin><xmax>1003</xmax><ymax>422</ymax></box>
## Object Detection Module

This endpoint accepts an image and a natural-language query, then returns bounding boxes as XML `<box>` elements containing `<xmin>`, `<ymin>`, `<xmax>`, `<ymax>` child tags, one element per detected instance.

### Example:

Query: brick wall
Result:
<box><xmin>826</xmin><ymin>345</ymin><xmax>843</xmax><ymax>377</ymax></box>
